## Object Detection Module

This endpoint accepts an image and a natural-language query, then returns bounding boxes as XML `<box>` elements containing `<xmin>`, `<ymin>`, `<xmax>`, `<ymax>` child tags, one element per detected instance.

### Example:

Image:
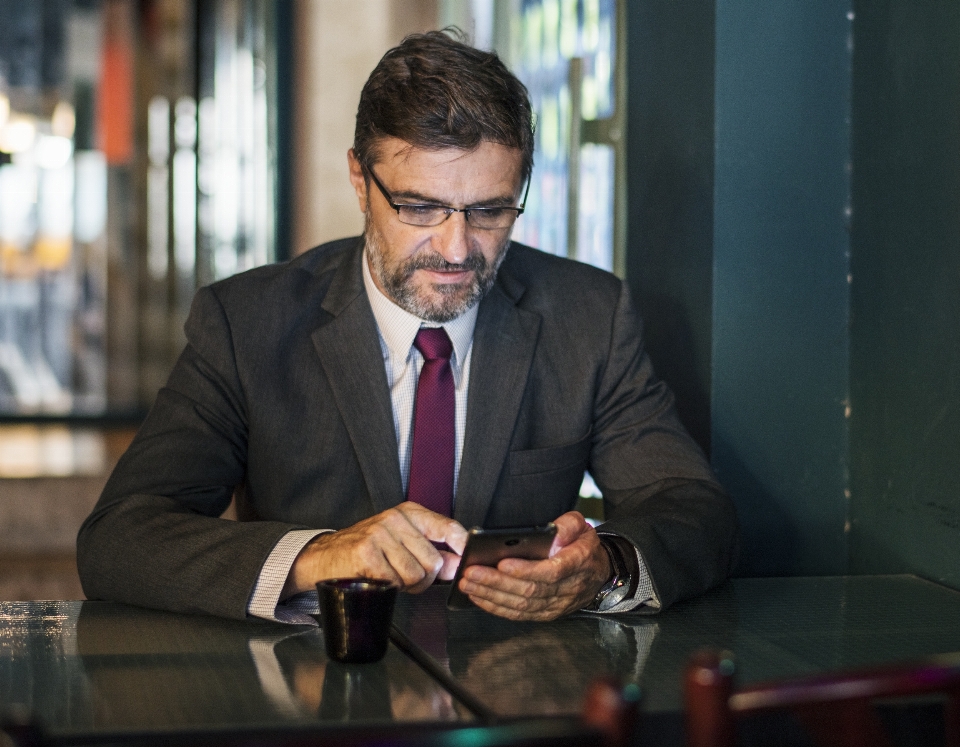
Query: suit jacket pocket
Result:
<box><xmin>484</xmin><ymin>433</ymin><xmax>592</xmax><ymax>527</ymax></box>
<box><xmin>508</xmin><ymin>431</ymin><xmax>593</xmax><ymax>476</ymax></box>
<box><xmin>487</xmin><ymin>432</ymin><xmax>594</xmax><ymax>526</ymax></box>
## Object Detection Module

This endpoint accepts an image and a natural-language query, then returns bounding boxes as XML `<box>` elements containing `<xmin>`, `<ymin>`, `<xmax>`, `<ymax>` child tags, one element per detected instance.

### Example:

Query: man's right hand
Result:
<box><xmin>281</xmin><ymin>502</ymin><xmax>468</xmax><ymax>598</ymax></box>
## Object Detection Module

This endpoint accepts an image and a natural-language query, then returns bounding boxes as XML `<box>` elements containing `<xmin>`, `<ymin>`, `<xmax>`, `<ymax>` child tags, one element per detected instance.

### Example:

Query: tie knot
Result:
<box><xmin>414</xmin><ymin>327</ymin><xmax>453</xmax><ymax>361</ymax></box>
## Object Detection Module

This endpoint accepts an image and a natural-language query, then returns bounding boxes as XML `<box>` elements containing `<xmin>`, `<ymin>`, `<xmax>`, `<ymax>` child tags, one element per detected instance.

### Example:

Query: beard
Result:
<box><xmin>364</xmin><ymin>218</ymin><xmax>510</xmax><ymax>323</ymax></box>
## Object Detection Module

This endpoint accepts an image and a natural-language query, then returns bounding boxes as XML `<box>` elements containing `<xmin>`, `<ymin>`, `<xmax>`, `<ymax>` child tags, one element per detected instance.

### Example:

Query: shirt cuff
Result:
<box><xmin>588</xmin><ymin>532</ymin><xmax>661</xmax><ymax>614</ymax></box>
<box><xmin>247</xmin><ymin>528</ymin><xmax>330</xmax><ymax>625</ymax></box>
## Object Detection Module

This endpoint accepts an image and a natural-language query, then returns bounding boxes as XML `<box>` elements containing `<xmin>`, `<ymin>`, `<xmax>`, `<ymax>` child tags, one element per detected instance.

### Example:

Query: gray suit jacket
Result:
<box><xmin>77</xmin><ymin>238</ymin><xmax>737</xmax><ymax>620</ymax></box>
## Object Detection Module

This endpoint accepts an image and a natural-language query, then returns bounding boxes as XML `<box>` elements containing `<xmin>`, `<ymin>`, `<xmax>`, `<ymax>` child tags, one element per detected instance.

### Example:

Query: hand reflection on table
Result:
<box><xmin>461</xmin><ymin>629</ymin><xmax>591</xmax><ymax>714</ymax></box>
<box><xmin>447</xmin><ymin>615</ymin><xmax>659</xmax><ymax>717</ymax></box>
<box><xmin>290</xmin><ymin>659</ymin><xmax>325</xmax><ymax>713</ymax></box>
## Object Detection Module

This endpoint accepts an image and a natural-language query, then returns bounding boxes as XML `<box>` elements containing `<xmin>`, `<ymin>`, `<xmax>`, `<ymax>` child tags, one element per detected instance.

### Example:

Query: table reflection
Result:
<box><xmin>3</xmin><ymin>575</ymin><xmax>959</xmax><ymax>741</ymax></box>
<box><xmin>0</xmin><ymin>600</ymin><xmax>468</xmax><ymax>737</ymax></box>
<box><xmin>455</xmin><ymin>620</ymin><xmax>656</xmax><ymax>715</ymax></box>
<box><xmin>394</xmin><ymin>585</ymin><xmax>671</xmax><ymax>717</ymax></box>
<box><xmin>0</xmin><ymin>602</ymin><xmax>89</xmax><ymax>729</ymax></box>
<box><xmin>395</xmin><ymin>576</ymin><xmax>960</xmax><ymax>716</ymax></box>
<box><xmin>250</xmin><ymin>629</ymin><xmax>464</xmax><ymax>722</ymax></box>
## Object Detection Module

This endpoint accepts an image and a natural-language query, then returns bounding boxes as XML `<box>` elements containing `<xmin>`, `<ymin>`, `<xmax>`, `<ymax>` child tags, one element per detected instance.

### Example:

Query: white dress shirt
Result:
<box><xmin>247</xmin><ymin>250</ymin><xmax>656</xmax><ymax>625</ymax></box>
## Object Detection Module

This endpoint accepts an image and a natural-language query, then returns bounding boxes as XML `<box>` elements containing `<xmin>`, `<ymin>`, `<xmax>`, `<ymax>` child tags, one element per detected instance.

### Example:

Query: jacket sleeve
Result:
<box><xmin>77</xmin><ymin>286</ymin><xmax>307</xmax><ymax>620</ymax></box>
<box><xmin>589</xmin><ymin>281</ymin><xmax>739</xmax><ymax>609</ymax></box>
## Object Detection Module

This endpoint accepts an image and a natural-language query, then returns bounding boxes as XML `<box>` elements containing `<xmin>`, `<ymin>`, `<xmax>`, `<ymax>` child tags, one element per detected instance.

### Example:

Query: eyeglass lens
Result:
<box><xmin>396</xmin><ymin>205</ymin><xmax>517</xmax><ymax>229</ymax></box>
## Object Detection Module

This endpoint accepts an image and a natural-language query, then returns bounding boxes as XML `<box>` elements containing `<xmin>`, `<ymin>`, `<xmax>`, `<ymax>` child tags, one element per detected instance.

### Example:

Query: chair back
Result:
<box><xmin>685</xmin><ymin>649</ymin><xmax>960</xmax><ymax>747</ymax></box>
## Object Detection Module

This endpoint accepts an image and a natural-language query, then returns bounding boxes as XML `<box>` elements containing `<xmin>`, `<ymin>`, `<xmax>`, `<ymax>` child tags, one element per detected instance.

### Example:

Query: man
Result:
<box><xmin>77</xmin><ymin>30</ymin><xmax>737</xmax><ymax>624</ymax></box>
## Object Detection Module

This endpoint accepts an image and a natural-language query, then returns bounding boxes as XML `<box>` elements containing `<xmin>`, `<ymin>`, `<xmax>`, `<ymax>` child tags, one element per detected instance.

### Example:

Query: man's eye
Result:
<box><xmin>400</xmin><ymin>205</ymin><xmax>442</xmax><ymax>218</ymax></box>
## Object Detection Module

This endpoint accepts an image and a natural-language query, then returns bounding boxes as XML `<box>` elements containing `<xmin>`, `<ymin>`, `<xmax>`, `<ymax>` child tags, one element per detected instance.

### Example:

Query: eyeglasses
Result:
<box><xmin>365</xmin><ymin>166</ymin><xmax>530</xmax><ymax>230</ymax></box>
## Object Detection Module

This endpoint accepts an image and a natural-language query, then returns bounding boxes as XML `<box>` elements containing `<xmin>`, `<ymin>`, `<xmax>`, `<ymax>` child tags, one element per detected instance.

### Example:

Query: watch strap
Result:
<box><xmin>601</xmin><ymin>534</ymin><xmax>639</xmax><ymax>598</ymax></box>
<box><xmin>589</xmin><ymin>536</ymin><xmax>629</xmax><ymax>611</ymax></box>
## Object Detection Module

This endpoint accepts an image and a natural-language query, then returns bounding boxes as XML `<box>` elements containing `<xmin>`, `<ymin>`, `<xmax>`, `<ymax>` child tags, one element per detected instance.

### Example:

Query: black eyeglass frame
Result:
<box><xmin>364</xmin><ymin>165</ymin><xmax>531</xmax><ymax>229</ymax></box>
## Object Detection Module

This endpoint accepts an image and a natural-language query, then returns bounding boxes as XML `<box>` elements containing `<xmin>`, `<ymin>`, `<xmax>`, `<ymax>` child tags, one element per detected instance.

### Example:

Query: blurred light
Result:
<box><xmin>148</xmin><ymin>96</ymin><xmax>171</xmax><ymax>280</ymax></box>
<box><xmin>214</xmin><ymin>150</ymin><xmax>239</xmax><ymax>244</ymax></box>
<box><xmin>577</xmin><ymin>143</ymin><xmax>614</xmax><ymax>271</ymax></box>
<box><xmin>0</xmin><ymin>164</ymin><xmax>36</xmax><ymax>245</ymax></box>
<box><xmin>51</xmin><ymin>101</ymin><xmax>76</xmax><ymax>138</ymax></box>
<box><xmin>34</xmin><ymin>236</ymin><xmax>73</xmax><ymax>270</ymax></box>
<box><xmin>35</xmin><ymin>135</ymin><xmax>74</xmax><ymax>170</ymax></box>
<box><xmin>196</xmin><ymin>97</ymin><xmax>217</xmax><ymax>196</ymax></box>
<box><xmin>148</xmin><ymin>95</ymin><xmax>170</xmax><ymax>166</ymax></box>
<box><xmin>174</xmin><ymin>96</ymin><xmax>197</xmax><ymax>148</ymax></box>
<box><xmin>542</xmin><ymin>0</ymin><xmax>559</xmax><ymax>68</ymax></box>
<box><xmin>147</xmin><ymin>163</ymin><xmax>169</xmax><ymax>280</ymax></box>
<box><xmin>173</xmin><ymin>148</ymin><xmax>196</xmax><ymax>274</ymax></box>
<box><xmin>0</xmin><ymin>116</ymin><xmax>37</xmax><ymax>154</ymax></box>
<box><xmin>0</xmin><ymin>425</ymin><xmax>106</xmax><ymax>478</ymax></box>
<box><xmin>73</xmin><ymin>429</ymin><xmax>107</xmax><ymax>474</ymax></box>
<box><xmin>0</xmin><ymin>93</ymin><xmax>9</xmax><ymax>128</ymax></box>
<box><xmin>38</xmin><ymin>164</ymin><xmax>75</xmax><ymax>245</ymax></box>
<box><xmin>173</xmin><ymin>96</ymin><xmax>197</xmax><ymax>276</ymax></box>
<box><xmin>0</xmin><ymin>426</ymin><xmax>43</xmax><ymax>476</ymax></box>
<box><xmin>40</xmin><ymin>426</ymin><xmax>74</xmax><ymax>475</ymax></box>
<box><xmin>74</xmin><ymin>150</ymin><xmax>107</xmax><ymax>242</ymax></box>
<box><xmin>559</xmin><ymin>0</ymin><xmax>579</xmax><ymax>58</ymax></box>
<box><xmin>470</xmin><ymin>0</ymin><xmax>494</xmax><ymax>50</ymax></box>
<box><xmin>583</xmin><ymin>0</ymin><xmax>601</xmax><ymax>52</ymax></box>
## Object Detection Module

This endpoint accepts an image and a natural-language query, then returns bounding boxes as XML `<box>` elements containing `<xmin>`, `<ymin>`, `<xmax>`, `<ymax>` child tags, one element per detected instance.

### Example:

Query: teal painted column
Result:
<box><xmin>711</xmin><ymin>3</ymin><xmax>853</xmax><ymax>575</ymax></box>
<box><xmin>626</xmin><ymin>0</ymin><xmax>716</xmax><ymax>455</ymax></box>
<box><xmin>849</xmin><ymin>0</ymin><xmax>960</xmax><ymax>591</ymax></box>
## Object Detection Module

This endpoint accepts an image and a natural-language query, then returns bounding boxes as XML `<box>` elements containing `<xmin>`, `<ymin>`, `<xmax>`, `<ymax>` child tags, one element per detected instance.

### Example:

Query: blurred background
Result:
<box><xmin>0</xmin><ymin>0</ymin><xmax>623</xmax><ymax>599</ymax></box>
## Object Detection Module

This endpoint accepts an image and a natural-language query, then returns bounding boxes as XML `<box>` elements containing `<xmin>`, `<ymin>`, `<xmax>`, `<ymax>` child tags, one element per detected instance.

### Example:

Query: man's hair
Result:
<box><xmin>354</xmin><ymin>28</ymin><xmax>535</xmax><ymax>184</ymax></box>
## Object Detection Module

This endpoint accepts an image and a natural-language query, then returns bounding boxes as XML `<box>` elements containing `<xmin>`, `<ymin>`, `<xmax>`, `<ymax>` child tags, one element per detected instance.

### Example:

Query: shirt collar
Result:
<box><xmin>362</xmin><ymin>249</ymin><xmax>478</xmax><ymax>374</ymax></box>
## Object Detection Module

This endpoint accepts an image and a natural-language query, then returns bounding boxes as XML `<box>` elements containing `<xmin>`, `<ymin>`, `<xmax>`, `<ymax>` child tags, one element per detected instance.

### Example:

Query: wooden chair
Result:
<box><xmin>685</xmin><ymin>649</ymin><xmax>960</xmax><ymax>747</ymax></box>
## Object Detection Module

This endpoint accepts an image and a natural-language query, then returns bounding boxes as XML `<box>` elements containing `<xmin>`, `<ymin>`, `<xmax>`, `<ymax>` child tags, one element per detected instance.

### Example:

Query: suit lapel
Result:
<box><xmin>455</xmin><ymin>271</ymin><xmax>541</xmax><ymax>529</ymax></box>
<box><xmin>311</xmin><ymin>244</ymin><xmax>405</xmax><ymax>512</ymax></box>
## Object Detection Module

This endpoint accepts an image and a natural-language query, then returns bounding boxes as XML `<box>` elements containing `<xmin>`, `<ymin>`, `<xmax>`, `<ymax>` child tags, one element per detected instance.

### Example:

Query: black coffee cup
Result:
<box><xmin>316</xmin><ymin>578</ymin><xmax>399</xmax><ymax>664</ymax></box>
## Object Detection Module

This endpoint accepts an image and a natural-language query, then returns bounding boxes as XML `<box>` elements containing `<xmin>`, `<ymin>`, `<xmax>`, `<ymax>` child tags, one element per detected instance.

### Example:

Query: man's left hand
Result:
<box><xmin>457</xmin><ymin>511</ymin><xmax>611</xmax><ymax>621</ymax></box>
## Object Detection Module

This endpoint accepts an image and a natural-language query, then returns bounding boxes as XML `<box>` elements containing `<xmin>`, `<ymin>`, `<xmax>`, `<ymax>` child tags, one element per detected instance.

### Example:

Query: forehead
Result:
<box><xmin>371</xmin><ymin>137</ymin><xmax>523</xmax><ymax>198</ymax></box>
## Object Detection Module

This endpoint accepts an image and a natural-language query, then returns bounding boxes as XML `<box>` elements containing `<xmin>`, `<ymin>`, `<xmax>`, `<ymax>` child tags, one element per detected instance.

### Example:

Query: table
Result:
<box><xmin>2</xmin><ymin>575</ymin><xmax>960</xmax><ymax>743</ymax></box>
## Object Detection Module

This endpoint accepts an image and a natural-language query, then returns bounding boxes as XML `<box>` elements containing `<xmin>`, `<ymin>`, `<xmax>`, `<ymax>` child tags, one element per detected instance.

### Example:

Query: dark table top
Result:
<box><xmin>3</xmin><ymin>575</ymin><xmax>960</xmax><ymax>740</ymax></box>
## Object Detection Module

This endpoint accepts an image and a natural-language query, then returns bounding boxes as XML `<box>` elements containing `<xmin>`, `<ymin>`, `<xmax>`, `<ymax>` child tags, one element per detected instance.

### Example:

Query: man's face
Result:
<box><xmin>348</xmin><ymin>138</ymin><xmax>524</xmax><ymax>323</ymax></box>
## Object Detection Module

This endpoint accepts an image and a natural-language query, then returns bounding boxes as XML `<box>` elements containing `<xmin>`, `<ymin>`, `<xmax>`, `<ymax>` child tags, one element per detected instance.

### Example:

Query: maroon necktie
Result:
<box><xmin>406</xmin><ymin>327</ymin><xmax>455</xmax><ymax>517</ymax></box>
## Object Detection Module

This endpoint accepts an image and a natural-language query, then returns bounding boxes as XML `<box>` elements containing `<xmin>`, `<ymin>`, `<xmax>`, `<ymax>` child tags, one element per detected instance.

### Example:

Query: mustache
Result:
<box><xmin>406</xmin><ymin>252</ymin><xmax>487</xmax><ymax>273</ymax></box>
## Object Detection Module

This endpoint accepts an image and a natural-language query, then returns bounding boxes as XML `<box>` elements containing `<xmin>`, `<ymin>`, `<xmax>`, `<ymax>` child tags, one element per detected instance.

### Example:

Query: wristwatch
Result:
<box><xmin>589</xmin><ymin>537</ymin><xmax>632</xmax><ymax>612</ymax></box>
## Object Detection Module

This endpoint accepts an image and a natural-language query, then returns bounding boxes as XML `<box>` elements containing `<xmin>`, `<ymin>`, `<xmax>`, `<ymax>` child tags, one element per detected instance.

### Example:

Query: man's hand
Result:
<box><xmin>283</xmin><ymin>502</ymin><xmax>468</xmax><ymax>598</ymax></box>
<box><xmin>457</xmin><ymin>511</ymin><xmax>612</xmax><ymax>621</ymax></box>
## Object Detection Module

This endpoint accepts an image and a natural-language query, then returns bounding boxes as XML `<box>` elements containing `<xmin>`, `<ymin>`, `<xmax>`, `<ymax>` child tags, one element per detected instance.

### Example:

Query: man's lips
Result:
<box><xmin>418</xmin><ymin>268</ymin><xmax>474</xmax><ymax>284</ymax></box>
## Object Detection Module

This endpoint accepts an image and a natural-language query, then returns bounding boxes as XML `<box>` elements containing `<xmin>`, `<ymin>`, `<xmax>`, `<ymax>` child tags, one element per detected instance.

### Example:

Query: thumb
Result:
<box><xmin>550</xmin><ymin>511</ymin><xmax>591</xmax><ymax>556</ymax></box>
<box><xmin>437</xmin><ymin>550</ymin><xmax>463</xmax><ymax>581</ymax></box>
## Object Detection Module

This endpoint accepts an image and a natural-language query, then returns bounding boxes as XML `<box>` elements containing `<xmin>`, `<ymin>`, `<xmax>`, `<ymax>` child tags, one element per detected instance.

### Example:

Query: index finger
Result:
<box><xmin>396</xmin><ymin>502</ymin><xmax>469</xmax><ymax>555</ymax></box>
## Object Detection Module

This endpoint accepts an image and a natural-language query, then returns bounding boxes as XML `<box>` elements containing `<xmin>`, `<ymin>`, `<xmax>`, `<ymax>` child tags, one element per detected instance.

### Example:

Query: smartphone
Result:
<box><xmin>446</xmin><ymin>523</ymin><xmax>557</xmax><ymax>610</ymax></box>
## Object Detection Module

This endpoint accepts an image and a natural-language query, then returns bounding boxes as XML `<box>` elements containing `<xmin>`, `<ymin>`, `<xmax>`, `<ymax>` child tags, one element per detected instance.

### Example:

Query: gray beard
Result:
<box><xmin>364</xmin><ymin>219</ymin><xmax>510</xmax><ymax>323</ymax></box>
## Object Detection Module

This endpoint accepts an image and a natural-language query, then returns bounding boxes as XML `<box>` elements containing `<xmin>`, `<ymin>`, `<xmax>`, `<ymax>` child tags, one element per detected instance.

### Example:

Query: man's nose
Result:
<box><xmin>431</xmin><ymin>211</ymin><xmax>470</xmax><ymax>265</ymax></box>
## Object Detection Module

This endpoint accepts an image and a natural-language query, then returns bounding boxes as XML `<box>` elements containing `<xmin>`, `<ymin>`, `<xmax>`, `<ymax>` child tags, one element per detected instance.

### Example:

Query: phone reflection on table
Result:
<box><xmin>253</xmin><ymin>631</ymin><xmax>464</xmax><ymax>722</ymax></box>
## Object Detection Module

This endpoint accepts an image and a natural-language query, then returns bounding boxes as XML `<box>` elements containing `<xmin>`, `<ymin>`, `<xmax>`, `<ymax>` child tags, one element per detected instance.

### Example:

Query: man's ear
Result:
<box><xmin>347</xmin><ymin>149</ymin><xmax>368</xmax><ymax>213</ymax></box>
